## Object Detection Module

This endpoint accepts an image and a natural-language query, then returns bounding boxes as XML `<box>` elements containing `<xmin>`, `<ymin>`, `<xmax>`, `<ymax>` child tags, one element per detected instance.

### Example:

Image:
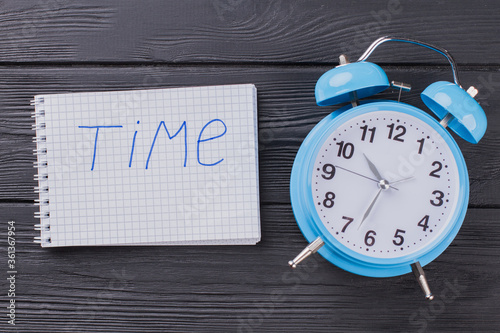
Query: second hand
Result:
<box><xmin>334</xmin><ymin>165</ymin><xmax>399</xmax><ymax>191</ymax></box>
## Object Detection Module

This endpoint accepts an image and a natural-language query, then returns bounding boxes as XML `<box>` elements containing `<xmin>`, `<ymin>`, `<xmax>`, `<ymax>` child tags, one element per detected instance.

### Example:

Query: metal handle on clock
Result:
<box><xmin>357</xmin><ymin>36</ymin><xmax>462</xmax><ymax>88</ymax></box>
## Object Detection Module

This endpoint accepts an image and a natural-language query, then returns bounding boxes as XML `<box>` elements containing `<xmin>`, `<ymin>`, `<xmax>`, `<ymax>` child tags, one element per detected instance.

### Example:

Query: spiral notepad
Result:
<box><xmin>32</xmin><ymin>84</ymin><xmax>260</xmax><ymax>247</ymax></box>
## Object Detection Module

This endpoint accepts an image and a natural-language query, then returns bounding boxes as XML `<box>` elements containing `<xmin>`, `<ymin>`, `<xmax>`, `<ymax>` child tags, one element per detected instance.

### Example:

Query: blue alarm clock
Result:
<box><xmin>288</xmin><ymin>37</ymin><xmax>487</xmax><ymax>300</ymax></box>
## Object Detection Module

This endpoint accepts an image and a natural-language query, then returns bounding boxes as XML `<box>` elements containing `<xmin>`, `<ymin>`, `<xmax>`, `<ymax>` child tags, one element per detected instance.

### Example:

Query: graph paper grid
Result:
<box><xmin>34</xmin><ymin>84</ymin><xmax>260</xmax><ymax>247</ymax></box>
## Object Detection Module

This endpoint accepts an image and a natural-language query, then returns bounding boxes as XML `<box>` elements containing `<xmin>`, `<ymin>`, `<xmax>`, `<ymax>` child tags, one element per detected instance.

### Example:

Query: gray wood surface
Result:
<box><xmin>0</xmin><ymin>1</ymin><xmax>499</xmax><ymax>65</ymax></box>
<box><xmin>0</xmin><ymin>1</ymin><xmax>499</xmax><ymax>332</ymax></box>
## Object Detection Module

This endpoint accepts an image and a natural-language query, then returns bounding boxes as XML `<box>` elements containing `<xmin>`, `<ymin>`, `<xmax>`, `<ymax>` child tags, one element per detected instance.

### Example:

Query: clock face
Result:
<box><xmin>311</xmin><ymin>110</ymin><xmax>461</xmax><ymax>260</ymax></box>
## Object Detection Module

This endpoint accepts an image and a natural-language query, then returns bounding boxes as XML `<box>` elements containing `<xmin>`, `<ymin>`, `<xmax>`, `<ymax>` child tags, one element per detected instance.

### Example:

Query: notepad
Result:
<box><xmin>32</xmin><ymin>84</ymin><xmax>260</xmax><ymax>247</ymax></box>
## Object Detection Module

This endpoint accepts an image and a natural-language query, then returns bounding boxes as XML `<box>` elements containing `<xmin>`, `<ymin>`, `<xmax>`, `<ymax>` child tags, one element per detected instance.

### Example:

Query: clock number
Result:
<box><xmin>392</xmin><ymin>229</ymin><xmax>406</xmax><ymax>246</ymax></box>
<box><xmin>429</xmin><ymin>161</ymin><xmax>442</xmax><ymax>178</ymax></box>
<box><xmin>430</xmin><ymin>190</ymin><xmax>445</xmax><ymax>207</ymax></box>
<box><xmin>360</xmin><ymin>125</ymin><xmax>376</xmax><ymax>143</ymax></box>
<box><xmin>417</xmin><ymin>138</ymin><xmax>425</xmax><ymax>154</ymax></box>
<box><xmin>321</xmin><ymin>164</ymin><xmax>336</xmax><ymax>180</ymax></box>
<box><xmin>418</xmin><ymin>215</ymin><xmax>430</xmax><ymax>231</ymax></box>
<box><xmin>364</xmin><ymin>230</ymin><xmax>376</xmax><ymax>247</ymax></box>
<box><xmin>387</xmin><ymin>123</ymin><xmax>406</xmax><ymax>142</ymax></box>
<box><xmin>336</xmin><ymin>141</ymin><xmax>354</xmax><ymax>159</ymax></box>
<box><xmin>323</xmin><ymin>192</ymin><xmax>335</xmax><ymax>208</ymax></box>
<box><xmin>341</xmin><ymin>216</ymin><xmax>354</xmax><ymax>233</ymax></box>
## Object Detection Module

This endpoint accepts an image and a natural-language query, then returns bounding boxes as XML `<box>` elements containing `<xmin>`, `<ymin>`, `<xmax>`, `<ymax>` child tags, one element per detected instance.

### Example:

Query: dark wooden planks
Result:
<box><xmin>0</xmin><ymin>1</ymin><xmax>497</xmax><ymax>332</ymax></box>
<box><xmin>1</xmin><ymin>65</ymin><xmax>498</xmax><ymax>206</ymax></box>
<box><xmin>1</xmin><ymin>203</ymin><xmax>499</xmax><ymax>332</ymax></box>
<box><xmin>0</xmin><ymin>0</ymin><xmax>499</xmax><ymax>64</ymax></box>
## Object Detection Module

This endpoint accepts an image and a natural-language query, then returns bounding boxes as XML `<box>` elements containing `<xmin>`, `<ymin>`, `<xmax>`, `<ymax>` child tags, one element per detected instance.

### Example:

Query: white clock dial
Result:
<box><xmin>311</xmin><ymin>110</ymin><xmax>460</xmax><ymax>259</ymax></box>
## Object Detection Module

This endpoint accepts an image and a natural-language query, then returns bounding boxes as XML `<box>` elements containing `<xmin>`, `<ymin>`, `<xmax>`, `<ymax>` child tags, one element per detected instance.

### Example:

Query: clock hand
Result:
<box><xmin>335</xmin><ymin>165</ymin><xmax>399</xmax><ymax>191</ymax></box>
<box><xmin>363</xmin><ymin>153</ymin><xmax>384</xmax><ymax>180</ymax></box>
<box><xmin>334</xmin><ymin>165</ymin><xmax>378</xmax><ymax>182</ymax></box>
<box><xmin>390</xmin><ymin>175</ymin><xmax>415</xmax><ymax>185</ymax></box>
<box><xmin>358</xmin><ymin>188</ymin><xmax>383</xmax><ymax>230</ymax></box>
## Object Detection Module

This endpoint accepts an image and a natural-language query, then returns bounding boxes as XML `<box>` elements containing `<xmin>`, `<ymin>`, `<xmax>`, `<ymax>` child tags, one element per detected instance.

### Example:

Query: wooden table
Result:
<box><xmin>1</xmin><ymin>1</ymin><xmax>499</xmax><ymax>332</ymax></box>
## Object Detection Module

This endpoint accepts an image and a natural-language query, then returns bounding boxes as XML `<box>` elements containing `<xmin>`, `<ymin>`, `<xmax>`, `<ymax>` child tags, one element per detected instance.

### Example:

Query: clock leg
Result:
<box><xmin>411</xmin><ymin>261</ymin><xmax>434</xmax><ymax>301</ymax></box>
<box><xmin>288</xmin><ymin>237</ymin><xmax>324</xmax><ymax>268</ymax></box>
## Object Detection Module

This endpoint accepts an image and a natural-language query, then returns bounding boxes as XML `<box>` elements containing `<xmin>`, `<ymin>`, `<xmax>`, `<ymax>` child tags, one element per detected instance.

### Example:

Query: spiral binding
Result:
<box><xmin>32</xmin><ymin>96</ymin><xmax>51</xmax><ymax>246</ymax></box>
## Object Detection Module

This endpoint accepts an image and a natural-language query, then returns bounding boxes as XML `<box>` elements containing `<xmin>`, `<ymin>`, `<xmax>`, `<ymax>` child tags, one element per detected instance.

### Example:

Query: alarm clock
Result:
<box><xmin>288</xmin><ymin>36</ymin><xmax>487</xmax><ymax>300</ymax></box>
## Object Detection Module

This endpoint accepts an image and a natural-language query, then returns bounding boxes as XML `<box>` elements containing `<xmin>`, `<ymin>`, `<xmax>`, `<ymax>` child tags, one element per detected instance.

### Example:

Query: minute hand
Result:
<box><xmin>358</xmin><ymin>188</ymin><xmax>383</xmax><ymax>230</ymax></box>
<box><xmin>334</xmin><ymin>165</ymin><xmax>399</xmax><ymax>191</ymax></box>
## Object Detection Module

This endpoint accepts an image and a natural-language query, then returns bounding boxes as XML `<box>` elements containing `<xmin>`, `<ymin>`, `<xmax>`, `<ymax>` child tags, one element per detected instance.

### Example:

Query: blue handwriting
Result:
<box><xmin>78</xmin><ymin>125</ymin><xmax>123</xmax><ymax>171</ymax></box>
<box><xmin>78</xmin><ymin>120</ymin><xmax>227</xmax><ymax>171</ymax></box>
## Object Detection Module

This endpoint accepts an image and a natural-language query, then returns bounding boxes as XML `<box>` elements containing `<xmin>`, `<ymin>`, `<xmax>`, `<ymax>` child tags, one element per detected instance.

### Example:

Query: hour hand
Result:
<box><xmin>363</xmin><ymin>153</ymin><xmax>384</xmax><ymax>180</ymax></box>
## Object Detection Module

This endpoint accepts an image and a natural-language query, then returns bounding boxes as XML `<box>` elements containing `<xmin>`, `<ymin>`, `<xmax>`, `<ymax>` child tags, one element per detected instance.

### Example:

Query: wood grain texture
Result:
<box><xmin>0</xmin><ymin>1</ymin><xmax>498</xmax><ymax>64</ymax></box>
<box><xmin>0</xmin><ymin>66</ymin><xmax>498</xmax><ymax>206</ymax></box>
<box><xmin>1</xmin><ymin>203</ymin><xmax>499</xmax><ymax>332</ymax></box>
<box><xmin>0</xmin><ymin>0</ymin><xmax>499</xmax><ymax>332</ymax></box>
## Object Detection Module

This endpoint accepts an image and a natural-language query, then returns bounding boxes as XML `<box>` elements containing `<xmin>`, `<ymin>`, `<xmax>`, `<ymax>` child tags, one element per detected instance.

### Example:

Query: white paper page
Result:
<box><xmin>34</xmin><ymin>84</ymin><xmax>260</xmax><ymax>247</ymax></box>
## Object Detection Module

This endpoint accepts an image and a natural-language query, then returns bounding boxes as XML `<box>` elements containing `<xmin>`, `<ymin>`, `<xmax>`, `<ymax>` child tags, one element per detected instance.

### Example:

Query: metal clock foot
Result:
<box><xmin>411</xmin><ymin>261</ymin><xmax>434</xmax><ymax>301</ymax></box>
<box><xmin>288</xmin><ymin>237</ymin><xmax>324</xmax><ymax>268</ymax></box>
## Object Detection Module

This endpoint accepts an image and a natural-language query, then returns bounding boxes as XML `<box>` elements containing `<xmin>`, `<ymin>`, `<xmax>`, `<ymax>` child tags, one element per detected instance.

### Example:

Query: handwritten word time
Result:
<box><xmin>78</xmin><ymin>119</ymin><xmax>227</xmax><ymax>171</ymax></box>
